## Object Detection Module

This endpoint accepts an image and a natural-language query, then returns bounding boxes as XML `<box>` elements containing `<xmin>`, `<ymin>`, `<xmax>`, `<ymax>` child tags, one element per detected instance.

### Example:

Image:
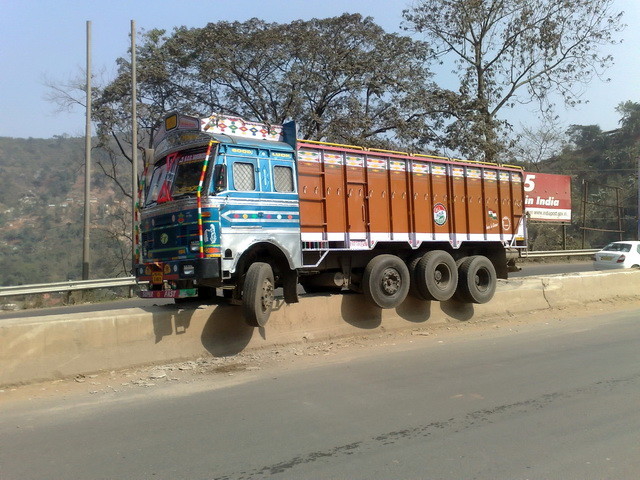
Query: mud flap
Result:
<box><xmin>282</xmin><ymin>269</ymin><xmax>299</xmax><ymax>304</ymax></box>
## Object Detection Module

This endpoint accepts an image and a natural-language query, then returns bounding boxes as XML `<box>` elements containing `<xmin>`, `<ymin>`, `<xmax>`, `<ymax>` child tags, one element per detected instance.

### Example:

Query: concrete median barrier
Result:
<box><xmin>1</xmin><ymin>270</ymin><xmax>639</xmax><ymax>387</ymax></box>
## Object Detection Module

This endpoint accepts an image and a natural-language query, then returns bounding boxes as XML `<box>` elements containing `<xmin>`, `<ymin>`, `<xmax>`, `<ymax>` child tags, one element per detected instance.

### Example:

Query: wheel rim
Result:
<box><xmin>474</xmin><ymin>268</ymin><xmax>490</xmax><ymax>292</ymax></box>
<box><xmin>261</xmin><ymin>278</ymin><xmax>274</xmax><ymax>312</ymax></box>
<box><xmin>381</xmin><ymin>267</ymin><xmax>402</xmax><ymax>295</ymax></box>
<box><xmin>433</xmin><ymin>264</ymin><xmax>451</xmax><ymax>290</ymax></box>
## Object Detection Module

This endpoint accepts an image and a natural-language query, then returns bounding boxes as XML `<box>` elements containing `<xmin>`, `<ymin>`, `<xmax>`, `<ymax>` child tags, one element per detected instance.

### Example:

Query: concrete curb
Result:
<box><xmin>1</xmin><ymin>270</ymin><xmax>638</xmax><ymax>387</ymax></box>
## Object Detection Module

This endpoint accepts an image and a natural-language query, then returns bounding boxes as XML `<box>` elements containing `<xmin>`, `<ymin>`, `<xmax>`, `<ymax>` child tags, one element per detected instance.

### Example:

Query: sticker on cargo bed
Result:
<box><xmin>367</xmin><ymin>157</ymin><xmax>387</xmax><ymax>170</ymax></box>
<box><xmin>484</xmin><ymin>170</ymin><xmax>497</xmax><ymax>181</ymax></box>
<box><xmin>324</xmin><ymin>153</ymin><xmax>343</xmax><ymax>166</ymax></box>
<box><xmin>502</xmin><ymin>216</ymin><xmax>511</xmax><ymax>230</ymax></box>
<box><xmin>467</xmin><ymin>168</ymin><xmax>481</xmax><ymax>179</ymax></box>
<box><xmin>432</xmin><ymin>165</ymin><xmax>446</xmax><ymax>176</ymax></box>
<box><xmin>433</xmin><ymin>203</ymin><xmax>447</xmax><ymax>226</ymax></box>
<box><xmin>412</xmin><ymin>162</ymin><xmax>429</xmax><ymax>175</ymax></box>
<box><xmin>346</xmin><ymin>155</ymin><xmax>364</xmax><ymax>167</ymax></box>
<box><xmin>389</xmin><ymin>160</ymin><xmax>406</xmax><ymax>172</ymax></box>
<box><xmin>487</xmin><ymin>210</ymin><xmax>499</xmax><ymax>229</ymax></box>
<box><xmin>298</xmin><ymin>149</ymin><xmax>321</xmax><ymax>163</ymax></box>
<box><xmin>349</xmin><ymin>239</ymin><xmax>368</xmax><ymax>249</ymax></box>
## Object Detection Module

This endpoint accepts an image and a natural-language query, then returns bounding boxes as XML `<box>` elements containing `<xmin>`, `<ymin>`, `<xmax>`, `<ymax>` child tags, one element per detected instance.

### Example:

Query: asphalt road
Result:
<box><xmin>2</xmin><ymin>305</ymin><xmax>639</xmax><ymax>479</ymax></box>
<box><xmin>510</xmin><ymin>260</ymin><xmax>595</xmax><ymax>277</ymax></box>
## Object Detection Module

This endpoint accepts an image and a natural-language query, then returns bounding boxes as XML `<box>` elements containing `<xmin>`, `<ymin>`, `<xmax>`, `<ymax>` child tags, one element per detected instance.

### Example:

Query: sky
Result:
<box><xmin>0</xmin><ymin>0</ymin><xmax>639</xmax><ymax>139</ymax></box>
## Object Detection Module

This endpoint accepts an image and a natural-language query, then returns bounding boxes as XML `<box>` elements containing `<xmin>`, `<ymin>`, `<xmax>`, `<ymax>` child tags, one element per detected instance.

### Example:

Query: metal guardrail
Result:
<box><xmin>521</xmin><ymin>249</ymin><xmax>598</xmax><ymax>258</ymax></box>
<box><xmin>0</xmin><ymin>249</ymin><xmax>598</xmax><ymax>299</ymax></box>
<box><xmin>0</xmin><ymin>277</ymin><xmax>139</xmax><ymax>298</ymax></box>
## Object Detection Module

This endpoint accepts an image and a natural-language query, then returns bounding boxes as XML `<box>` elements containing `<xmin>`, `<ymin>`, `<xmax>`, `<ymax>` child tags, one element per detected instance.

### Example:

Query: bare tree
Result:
<box><xmin>404</xmin><ymin>0</ymin><xmax>625</xmax><ymax>161</ymax></box>
<box><xmin>513</xmin><ymin>114</ymin><xmax>567</xmax><ymax>170</ymax></box>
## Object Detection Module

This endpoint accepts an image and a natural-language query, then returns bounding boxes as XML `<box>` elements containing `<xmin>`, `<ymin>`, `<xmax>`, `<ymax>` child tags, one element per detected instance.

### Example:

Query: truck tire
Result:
<box><xmin>407</xmin><ymin>255</ymin><xmax>425</xmax><ymax>299</ymax></box>
<box><xmin>415</xmin><ymin>250</ymin><xmax>458</xmax><ymax>301</ymax></box>
<box><xmin>243</xmin><ymin>262</ymin><xmax>274</xmax><ymax>327</ymax></box>
<box><xmin>457</xmin><ymin>255</ymin><xmax>497</xmax><ymax>304</ymax></box>
<box><xmin>363</xmin><ymin>254</ymin><xmax>410</xmax><ymax>309</ymax></box>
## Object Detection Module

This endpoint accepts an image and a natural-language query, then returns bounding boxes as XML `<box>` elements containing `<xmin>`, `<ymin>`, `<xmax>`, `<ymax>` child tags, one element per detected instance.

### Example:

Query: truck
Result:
<box><xmin>136</xmin><ymin>112</ymin><xmax>527</xmax><ymax>326</ymax></box>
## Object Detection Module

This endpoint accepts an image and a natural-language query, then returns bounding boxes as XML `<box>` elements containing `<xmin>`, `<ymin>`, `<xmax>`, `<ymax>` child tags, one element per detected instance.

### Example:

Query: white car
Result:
<box><xmin>593</xmin><ymin>241</ymin><xmax>640</xmax><ymax>270</ymax></box>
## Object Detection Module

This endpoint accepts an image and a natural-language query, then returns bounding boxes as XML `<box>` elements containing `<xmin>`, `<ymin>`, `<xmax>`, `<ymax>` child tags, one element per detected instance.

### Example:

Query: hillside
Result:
<box><xmin>0</xmin><ymin>136</ymin><xmax>131</xmax><ymax>286</ymax></box>
<box><xmin>526</xmin><ymin>102</ymin><xmax>640</xmax><ymax>250</ymax></box>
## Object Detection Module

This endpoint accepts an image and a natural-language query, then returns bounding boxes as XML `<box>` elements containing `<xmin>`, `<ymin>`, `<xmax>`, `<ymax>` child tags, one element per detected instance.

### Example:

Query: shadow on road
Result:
<box><xmin>441</xmin><ymin>298</ymin><xmax>475</xmax><ymax>321</ymax></box>
<box><xmin>339</xmin><ymin>292</ymin><xmax>383</xmax><ymax>328</ymax></box>
<box><xmin>147</xmin><ymin>289</ymin><xmax>478</xmax><ymax>359</ymax></box>
<box><xmin>338</xmin><ymin>292</ymin><xmax>475</xmax><ymax>326</ymax></box>
<box><xmin>148</xmin><ymin>299</ymin><xmax>254</xmax><ymax>357</ymax></box>
<box><xmin>199</xmin><ymin>303</ymin><xmax>254</xmax><ymax>356</ymax></box>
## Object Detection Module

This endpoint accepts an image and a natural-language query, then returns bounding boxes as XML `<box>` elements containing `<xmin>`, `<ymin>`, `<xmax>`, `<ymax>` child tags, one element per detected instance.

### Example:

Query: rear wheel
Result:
<box><xmin>243</xmin><ymin>262</ymin><xmax>274</xmax><ymax>327</ymax></box>
<box><xmin>415</xmin><ymin>250</ymin><xmax>458</xmax><ymax>301</ymax></box>
<box><xmin>363</xmin><ymin>255</ymin><xmax>410</xmax><ymax>309</ymax></box>
<box><xmin>407</xmin><ymin>255</ymin><xmax>425</xmax><ymax>299</ymax></box>
<box><xmin>457</xmin><ymin>255</ymin><xmax>497</xmax><ymax>304</ymax></box>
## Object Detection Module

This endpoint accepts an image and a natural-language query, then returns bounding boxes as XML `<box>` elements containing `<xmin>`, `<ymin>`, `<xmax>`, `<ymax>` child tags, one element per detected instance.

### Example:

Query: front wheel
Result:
<box><xmin>457</xmin><ymin>255</ymin><xmax>497</xmax><ymax>304</ymax></box>
<box><xmin>363</xmin><ymin>254</ymin><xmax>410</xmax><ymax>309</ymax></box>
<box><xmin>243</xmin><ymin>262</ymin><xmax>275</xmax><ymax>327</ymax></box>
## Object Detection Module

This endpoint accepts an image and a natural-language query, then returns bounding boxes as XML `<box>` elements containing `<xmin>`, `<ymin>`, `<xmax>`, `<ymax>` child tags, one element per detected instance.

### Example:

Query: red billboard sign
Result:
<box><xmin>524</xmin><ymin>173</ymin><xmax>572</xmax><ymax>222</ymax></box>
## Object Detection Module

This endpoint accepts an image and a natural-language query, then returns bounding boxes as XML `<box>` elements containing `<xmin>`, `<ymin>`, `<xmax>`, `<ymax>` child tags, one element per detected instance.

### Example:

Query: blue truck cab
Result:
<box><xmin>136</xmin><ymin>113</ymin><xmax>301</xmax><ymax>324</ymax></box>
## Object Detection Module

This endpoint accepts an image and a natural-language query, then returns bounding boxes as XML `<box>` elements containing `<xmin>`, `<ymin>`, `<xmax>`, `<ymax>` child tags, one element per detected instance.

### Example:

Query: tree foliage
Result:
<box><xmin>94</xmin><ymin>14</ymin><xmax>451</xmax><ymax>154</ymax></box>
<box><xmin>531</xmin><ymin>101</ymin><xmax>640</xmax><ymax>248</ymax></box>
<box><xmin>403</xmin><ymin>0</ymin><xmax>624</xmax><ymax>160</ymax></box>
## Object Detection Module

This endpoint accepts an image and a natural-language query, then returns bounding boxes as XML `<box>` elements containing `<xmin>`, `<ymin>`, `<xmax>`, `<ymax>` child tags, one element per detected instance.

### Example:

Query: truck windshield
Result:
<box><xmin>145</xmin><ymin>149</ymin><xmax>211</xmax><ymax>205</ymax></box>
<box><xmin>172</xmin><ymin>159</ymin><xmax>205</xmax><ymax>197</ymax></box>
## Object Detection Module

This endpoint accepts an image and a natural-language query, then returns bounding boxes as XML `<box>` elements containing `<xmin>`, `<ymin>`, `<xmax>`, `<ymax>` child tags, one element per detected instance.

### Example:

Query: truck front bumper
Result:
<box><xmin>136</xmin><ymin>257</ymin><xmax>221</xmax><ymax>285</ymax></box>
<box><xmin>139</xmin><ymin>288</ymin><xmax>198</xmax><ymax>299</ymax></box>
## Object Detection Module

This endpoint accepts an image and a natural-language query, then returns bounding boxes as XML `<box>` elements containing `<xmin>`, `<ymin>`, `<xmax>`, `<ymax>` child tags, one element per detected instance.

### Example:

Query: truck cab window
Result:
<box><xmin>172</xmin><ymin>159</ymin><xmax>206</xmax><ymax>198</ymax></box>
<box><xmin>233</xmin><ymin>162</ymin><xmax>256</xmax><ymax>191</ymax></box>
<box><xmin>145</xmin><ymin>160</ymin><xmax>168</xmax><ymax>205</ymax></box>
<box><xmin>273</xmin><ymin>165</ymin><xmax>294</xmax><ymax>192</ymax></box>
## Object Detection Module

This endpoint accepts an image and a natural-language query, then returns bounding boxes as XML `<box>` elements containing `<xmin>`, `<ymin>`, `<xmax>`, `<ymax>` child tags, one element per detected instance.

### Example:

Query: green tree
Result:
<box><xmin>532</xmin><ymin>100</ymin><xmax>640</xmax><ymax>248</ymax></box>
<box><xmin>403</xmin><ymin>0</ymin><xmax>624</xmax><ymax>161</ymax></box>
<box><xmin>95</xmin><ymin>14</ymin><xmax>450</xmax><ymax>151</ymax></box>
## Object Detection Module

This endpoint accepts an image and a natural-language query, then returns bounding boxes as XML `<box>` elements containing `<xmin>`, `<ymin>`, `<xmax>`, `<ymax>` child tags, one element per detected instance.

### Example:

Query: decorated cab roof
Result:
<box><xmin>153</xmin><ymin>112</ymin><xmax>294</xmax><ymax>160</ymax></box>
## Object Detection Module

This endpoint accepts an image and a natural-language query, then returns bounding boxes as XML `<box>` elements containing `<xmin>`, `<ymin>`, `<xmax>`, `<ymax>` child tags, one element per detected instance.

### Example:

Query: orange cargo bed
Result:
<box><xmin>296</xmin><ymin>141</ymin><xmax>524</xmax><ymax>250</ymax></box>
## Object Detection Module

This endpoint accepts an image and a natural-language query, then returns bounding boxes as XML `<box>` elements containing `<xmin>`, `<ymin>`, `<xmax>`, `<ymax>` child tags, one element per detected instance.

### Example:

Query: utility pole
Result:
<box><xmin>82</xmin><ymin>20</ymin><xmax>92</xmax><ymax>280</ymax></box>
<box><xmin>131</xmin><ymin>20</ymin><xmax>138</xmax><ymax>277</ymax></box>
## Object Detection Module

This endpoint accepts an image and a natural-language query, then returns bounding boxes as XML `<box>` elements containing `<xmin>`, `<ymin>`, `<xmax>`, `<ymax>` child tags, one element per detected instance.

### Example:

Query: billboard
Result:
<box><xmin>524</xmin><ymin>173</ymin><xmax>572</xmax><ymax>222</ymax></box>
